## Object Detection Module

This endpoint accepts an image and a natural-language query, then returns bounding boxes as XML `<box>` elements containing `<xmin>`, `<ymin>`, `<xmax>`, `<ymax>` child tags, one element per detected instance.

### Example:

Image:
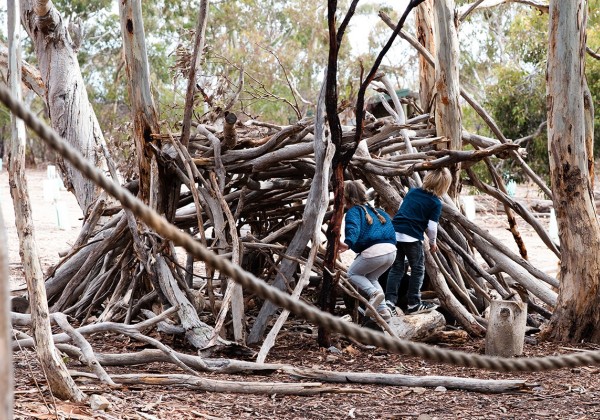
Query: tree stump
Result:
<box><xmin>485</xmin><ymin>300</ymin><xmax>527</xmax><ymax>357</ymax></box>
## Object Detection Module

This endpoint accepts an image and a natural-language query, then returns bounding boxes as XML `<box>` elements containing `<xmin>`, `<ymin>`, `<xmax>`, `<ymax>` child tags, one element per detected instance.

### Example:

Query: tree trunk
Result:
<box><xmin>416</xmin><ymin>0</ymin><xmax>436</xmax><ymax>113</ymax></box>
<box><xmin>20</xmin><ymin>0</ymin><xmax>108</xmax><ymax>213</ymax></box>
<box><xmin>0</xmin><ymin>200</ymin><xmax>12</xmax><ymax>420</ymax></box>
<box><xmin>119</xmin><ymin>0</ymin><xmax>162</xmax><ymax>211</ymax></box>
<box><xmin>9</xmin><ymin>0</ymin><xmax>85</xmax><ymax>402</ymax></box>
<box><xmin>0</xmin><ymin>43</ymin><xmax>44</xmax><ymax>97</ymax></box>
<box><xmin>317</xmin><ymin>0</ymin><xmax>349</xmax><ymax>348</ymax></box>
<box><xmin>119</xmin><ymin>0</ymin><xmax>215</xmax><ymax>348</ymax></box>
<box><xmin>583</xmin><ymin>76</ymin><xmax>595</xmax><ymax>185</ymax></box>
<box><xmin>544</xmin><ymin>0</ymin><xmax>600</xmax><ymax>342</ymax></box>
<box><xmin>433</xmin><ymin>0</ymin><xmax>462</xmax><ymax>198</ymax></box>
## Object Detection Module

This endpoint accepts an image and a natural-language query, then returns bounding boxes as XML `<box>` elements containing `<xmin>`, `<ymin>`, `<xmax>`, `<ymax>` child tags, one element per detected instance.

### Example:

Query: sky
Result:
<box><xmin>347</xmin><ymin>0</ymin><xmax>419</xmax><ymax>89</ymax></box>
<box><xmin>348</xmin><ymin>0</ymin><xmax>411</xmax><ymax>56</ymax></box>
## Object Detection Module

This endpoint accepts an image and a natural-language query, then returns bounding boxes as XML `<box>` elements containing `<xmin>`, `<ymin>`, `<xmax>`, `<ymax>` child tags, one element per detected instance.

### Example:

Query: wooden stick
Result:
<box><xmin>69</xmin><ymin>372</ymin><xmax>364</xmax><ymax>396</ymax></box>
<box><xmin>52</xmin><ymin>313</ymin><xmax>116</xmax><ymax>386</ymax></box>
<box><xmin>287</xmin><ymin>367</ymin><xmax>532</xmax><ymax>393</ymax></box>
<box><xmin>256</xmin><ymin>240</ymin><xmax>320</xmax><ymax>363</ymax></box>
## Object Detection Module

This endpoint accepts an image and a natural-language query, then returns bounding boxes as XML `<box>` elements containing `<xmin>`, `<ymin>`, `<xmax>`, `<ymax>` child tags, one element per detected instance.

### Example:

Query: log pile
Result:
<box><xmin>4</xmin><ymin>81</ymin><xmax>564</xmax><ymax>395</ymax></box>
<box><xmin>29</xmin><ymin>107</ymin><xmax>559</xmax><ymax>355</ymax></box>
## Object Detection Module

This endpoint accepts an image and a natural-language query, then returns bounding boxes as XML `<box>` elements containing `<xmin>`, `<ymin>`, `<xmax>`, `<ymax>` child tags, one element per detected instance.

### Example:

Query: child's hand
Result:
<box><xmin>338</xmin><ymin>242</ymin><xmax>349</xmax><ymax>253</ymax></box>
<box><xmin>430</xmin><ymin>242</ymin><xmax>438</xmax><ymax>253</ymax></box>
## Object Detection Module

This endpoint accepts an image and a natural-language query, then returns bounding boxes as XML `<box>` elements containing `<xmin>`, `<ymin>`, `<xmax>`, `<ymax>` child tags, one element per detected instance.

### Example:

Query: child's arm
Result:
<box><xmin>343</xmin><ymin>207</ymin><xmax>361</xmax><ymax>250</ymax></box>
<box><xmin>425</xmin><ymin>220</ymin><xmax>439</xmax><ymax>252</ymax></box>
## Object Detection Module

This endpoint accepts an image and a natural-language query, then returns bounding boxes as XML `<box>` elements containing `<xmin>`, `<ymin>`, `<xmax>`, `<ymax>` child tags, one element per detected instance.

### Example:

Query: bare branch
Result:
<box><xmin>457</xmin><ymin>0</ymin><xmax>549</xmax><ymax>18</ymax></box>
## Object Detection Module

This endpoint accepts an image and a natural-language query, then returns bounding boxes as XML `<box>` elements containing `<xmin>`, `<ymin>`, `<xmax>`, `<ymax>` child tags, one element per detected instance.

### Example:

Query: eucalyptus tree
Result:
<box><xmin>544</xmin><ymin>0</ymin><xmax>600</xmax><ymax>343</ymax></box>
<box><xmin>20</xmin><ymin>0</ymin><xmax>109</xmax><ymax>212</ymax></box>
<box><xmin>10</xmin><ymin>0</ymin><xmax>86</xmax><ymax>402</ymax></box>
<box><xmin>0</xmin><ymin>43</ymin><xmax>12</xmax><ymax>414</ymax></box>
<box><xmin>0</xmin><ymin>210</ymin><xmax>11</xmax><ymax>419</ymax></box>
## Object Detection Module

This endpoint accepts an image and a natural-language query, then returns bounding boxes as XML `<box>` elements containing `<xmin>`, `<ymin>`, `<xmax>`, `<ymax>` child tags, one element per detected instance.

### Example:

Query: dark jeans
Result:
<box><xmin>385</xmin><ymin>241</ymin><xmax>424</xmax><ymax>307</ymax></box>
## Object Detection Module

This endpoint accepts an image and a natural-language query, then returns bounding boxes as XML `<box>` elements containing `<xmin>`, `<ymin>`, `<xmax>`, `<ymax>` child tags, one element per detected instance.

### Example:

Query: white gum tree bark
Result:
<box><xmin>433</xmin><ymin>0</ymin><xmax>462</xmax><ymax>197</ymax></box>
<box><xmin>544</xmin><ymin>0</ymin><xmax>600</xmax><ymax>342</ymax></box>
<box><xmin>9</xmin><ymin>0</ymin><xmax>85</xmax><ymax>402</ymax></box>
<box><xmin>20</xmin><ymin>0</ymin><xmax>109</xmax><ymax>213</ymax></box>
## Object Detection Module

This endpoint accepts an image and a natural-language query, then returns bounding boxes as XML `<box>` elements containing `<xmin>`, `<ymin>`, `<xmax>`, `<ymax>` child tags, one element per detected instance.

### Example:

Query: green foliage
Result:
<box><xmin>586</xmin><ymin>0</ymin><xmax>600</xmax><ymax>157</ymax></box>
<box><xmin>51</xmin><ymin>0</ymin><xmax>113</xmax><ymax>21</ymax></box>
<box><xmin>70</xmin><ymin>1</ymin><xmax>346</xmax><ymax>124</ymax></box>
<box><xmin>486</xmin><ymin>68</ymin><xmax>546</xmax><ymax>140</ymax></box>
<box><xmin>460</xmin><ymin>5</ymin><xmax>549</xmax><ymax>182</ymax></box>
<box><xmin>506</xmin><ymin>10</ymin><xmax>548</xmax><ymax>66</ymax></box>
<box><xmin>462</xmin><ymin>2</ymin><xmax>600</xmax><ymax>185</ymax></box>
<box><xmin>199</xmin><ymin>1</ymin><xmax>333</xmax><ymax>122</ymax></box>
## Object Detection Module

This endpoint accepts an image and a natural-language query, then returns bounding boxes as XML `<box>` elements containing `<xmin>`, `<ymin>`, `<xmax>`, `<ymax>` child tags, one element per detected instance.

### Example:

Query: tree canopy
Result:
<box><xmin>460</xmin><ymin>0</ymin><xmax>600</xmax><ymax>182</ymax></box>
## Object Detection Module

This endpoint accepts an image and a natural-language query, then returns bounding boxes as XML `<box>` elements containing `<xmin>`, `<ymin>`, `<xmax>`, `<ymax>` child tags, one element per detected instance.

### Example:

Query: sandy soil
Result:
<box><xmin>465</xmin><ymin>189</ymin><xmax>560</xmax><ymax>278</ymax></box>
<box><xmin>6</xmin><ymin>168</ymin><xmax>587</xmax><ymax>420</ymax></box>
<box><xmin>1</xmin><ymin>167</ymin><xmax>83</xmax><ymax>291</ymax></box>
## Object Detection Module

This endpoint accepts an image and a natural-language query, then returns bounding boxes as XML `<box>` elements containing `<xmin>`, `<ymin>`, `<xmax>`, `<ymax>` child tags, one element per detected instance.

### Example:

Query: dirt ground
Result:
<box><xmin>5</xmin><ymin>168</ymin><xmax>599</xmax><ymax>420</ymax></box>
<box><xmin>1</xmin><ymin>167</ymin><xmax>83</xmax><ymax>291</ymax></box>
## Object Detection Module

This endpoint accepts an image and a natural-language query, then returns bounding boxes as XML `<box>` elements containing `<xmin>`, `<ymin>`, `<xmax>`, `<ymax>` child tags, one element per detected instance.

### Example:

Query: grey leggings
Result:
<box><xmin>347</xmin><ymin>251</ymin><xmax>396</xmax><ymax>311</ymax></box>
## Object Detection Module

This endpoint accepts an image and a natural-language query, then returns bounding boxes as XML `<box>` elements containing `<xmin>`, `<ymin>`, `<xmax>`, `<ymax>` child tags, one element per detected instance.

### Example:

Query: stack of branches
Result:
<box><xmin>36</xmin><ymin>101</ymin><xmax>559</xmax><ymax>353</ymax></box>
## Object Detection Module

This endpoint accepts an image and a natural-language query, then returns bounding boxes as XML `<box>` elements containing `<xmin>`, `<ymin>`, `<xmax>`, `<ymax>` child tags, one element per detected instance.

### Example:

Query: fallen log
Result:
<box><xmin>287</xmin><ymin>368</ymin><xmax>534</xmax><ymax>393</ymax></box>
<box><xmin>49</xmin><ymin>344</ymin><xmax>532</xmax><ymax>393</ymax></box>
<box><xmin>388</xmin><ymin>310</ymin><xmax>446</xmax><ymax>341</ymax></box>
<box><xmin>69</xmin><ymin>372</ymin><xmax>366</xmax><ymax>396</ymax></box>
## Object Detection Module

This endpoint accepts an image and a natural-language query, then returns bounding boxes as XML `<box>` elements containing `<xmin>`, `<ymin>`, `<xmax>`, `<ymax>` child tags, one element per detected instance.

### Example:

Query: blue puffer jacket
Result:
<box><xmin>344</xmin><ymin>205</ymin><xmax>396</xmax><ymax>254</ymax></box>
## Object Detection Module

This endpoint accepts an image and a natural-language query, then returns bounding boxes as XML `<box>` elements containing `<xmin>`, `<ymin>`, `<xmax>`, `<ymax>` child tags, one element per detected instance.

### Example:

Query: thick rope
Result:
<box><xmin>2</xmin><ymin>85</ymin><xmax>599</xmax><ymax>372</ymax></box>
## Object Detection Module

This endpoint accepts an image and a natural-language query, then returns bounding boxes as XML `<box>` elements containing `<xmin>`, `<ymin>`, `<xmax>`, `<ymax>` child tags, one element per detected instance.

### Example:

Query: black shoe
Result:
<box><xmin>385</xmin><ymin>300</ymin><xmax>398</xmax><ymax>317</ymax></box>
<box><xmin>406</xmin><ymin>301</ymin><xmax>438</xmax><ymax>315</ymax></box>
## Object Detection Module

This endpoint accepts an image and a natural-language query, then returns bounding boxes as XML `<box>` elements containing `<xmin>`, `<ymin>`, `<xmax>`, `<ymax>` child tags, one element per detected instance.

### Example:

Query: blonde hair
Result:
<box><xmin>422</xmin><ymin>168</ymin><xmax>452</xmax><ymax>197</ymax></box>
<box><xmin>343</xmin><ymin>180</ymin><xmax>387</xmax><ymax>225</ymax></box>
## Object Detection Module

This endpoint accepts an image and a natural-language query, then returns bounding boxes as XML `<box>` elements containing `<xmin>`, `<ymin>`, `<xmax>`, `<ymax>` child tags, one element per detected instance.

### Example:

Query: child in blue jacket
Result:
<box><xmin>385</xmin><ymin>168</ymin><xmax>451</xmax><ymax>315</ymax></box>
<box><xmin>339</xmin><ymin>180</ymin><xmax>397</xmax><ymax>321</ymax></box>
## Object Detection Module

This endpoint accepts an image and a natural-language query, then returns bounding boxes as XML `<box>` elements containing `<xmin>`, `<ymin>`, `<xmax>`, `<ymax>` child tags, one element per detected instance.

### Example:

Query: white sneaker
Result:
<box><xmin>365</xmin><ymin>291</ymin><xmax>384</xmax><ymax>317</ymax></box>
<box><xmin>378</xmin><ymin>308</ymin><xmax>392</xmax><ymax>322</ymax></box>
<box><xmin>368</xmin><ymin>291</ymin><xmax>384</xmax><ymax>308</ymax></box>
<box><xmin>385</xmin><ymin>300</ymin><xmax>399</xmax><ymax>317</ymax></box>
